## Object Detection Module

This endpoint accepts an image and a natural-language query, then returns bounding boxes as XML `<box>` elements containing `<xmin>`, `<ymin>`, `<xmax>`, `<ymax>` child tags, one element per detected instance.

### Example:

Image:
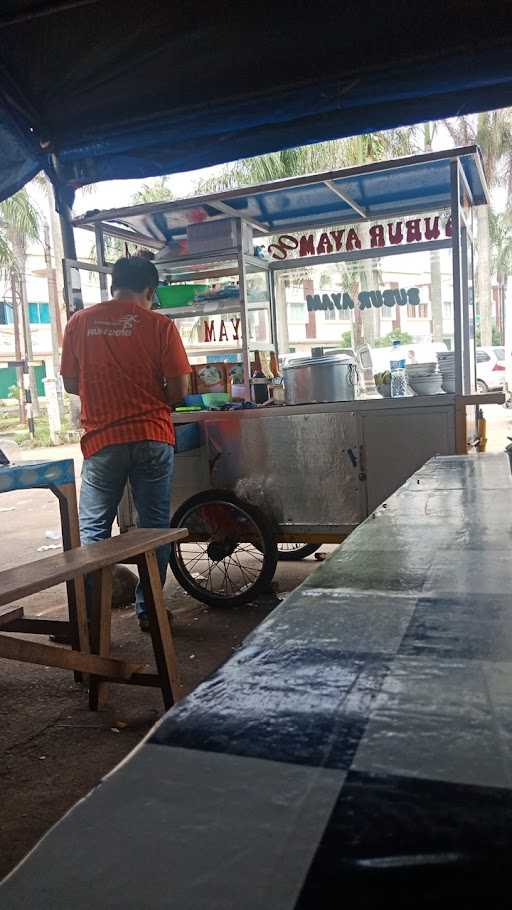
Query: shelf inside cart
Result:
<box><xmin>156</xmin><ymin>250</ymin><xmax>270</xmax><ymax>277</ymax></box>
<box><xmin>185</xmin><ymin>342</ymin><xmax>275</xmax><ymax>357</ymax></box>
<box><xmin>157</xmin><ymin>299</ymin><xmax>271</xmax><ymax>320</ymax></box>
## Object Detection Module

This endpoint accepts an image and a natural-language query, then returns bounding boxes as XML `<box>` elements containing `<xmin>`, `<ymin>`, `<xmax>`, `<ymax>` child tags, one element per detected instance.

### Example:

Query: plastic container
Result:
<box><xmin>390</xmin><ymin>341</ymin><xmax>407</xmax><ymax>398</ymax></box>
<box><xmin>174</xmin><ymin>423</ymin><xmax>201</xmax><ymax>453</ymax></box>
<box><xmin>184</xmin><ymin>394</ymin><xmax>205</xmax><ymax>408</ymax></box>
<box><xmin>201</xmin><ymin>393</ymin><xmax>230</xmax><ymax>409</ymax></box>
<box><xmin>155</xmin><ymin>284</ymin><xmax>208</xmax><ymax>308</ymax></box>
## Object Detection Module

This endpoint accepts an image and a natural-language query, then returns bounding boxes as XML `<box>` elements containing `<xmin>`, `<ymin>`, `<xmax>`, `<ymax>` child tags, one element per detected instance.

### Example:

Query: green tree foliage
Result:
<box><xmin>197</xmin><ymin>129</ymin><xmax>418</xmax><ymax>193</ymax></box>
<box><xmin>374</xmin><ymin>329</ymin><xmax>413</xmax><ymax>348</ymax></box>
<box><xmin>130</xmin><ymin>176</ymin><xmax>174</xmax><ymax>205</ymax></box>
<box><xmin>444</xmin><ymin>110</ymin><xmax>512</xmax><ymax>345</ymax></box>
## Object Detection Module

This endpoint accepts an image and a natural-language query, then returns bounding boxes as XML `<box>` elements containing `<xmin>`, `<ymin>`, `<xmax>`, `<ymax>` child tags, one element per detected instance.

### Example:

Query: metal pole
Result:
<box><xmin>94</xmin><ymin>224</ymin><xmax>109</xmax><ymax>301</ymax></box>
<box><xmin>22</xmin><ymin>362</ymin><xmax>35</xmax><ymax>438</ymax></box>
<box><xmin>450</xmin><ymin>160</ymin><xmax>464</xmax><ymax>396</ymax></box>
<box><xmin>51</xmin><ymin>155</ymin><xmax>84</xmax><ymax>314</ymax></box>
<box><xmin>10</xmin><ymin>271</ymin><xmax>26</xmax><ymax>424</ymax></box>
<box><xmin>238</xmin><ymin>251</ymin><xmax>252</xmax><ymax>397</ymax></box>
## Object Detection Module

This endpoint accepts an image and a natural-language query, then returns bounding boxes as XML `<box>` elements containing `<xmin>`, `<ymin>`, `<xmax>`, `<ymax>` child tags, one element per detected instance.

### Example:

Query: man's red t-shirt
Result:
<box><xmin>60</xmin><ymin>298</ymin><xmax>191</xmax><ymax>458</ymax></box>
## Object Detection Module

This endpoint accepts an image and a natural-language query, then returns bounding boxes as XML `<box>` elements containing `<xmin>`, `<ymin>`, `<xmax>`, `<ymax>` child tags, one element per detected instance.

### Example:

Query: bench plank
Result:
<box><xmin>0</xmin><ymin>634</ymin><xmax>143</xmax><ymax>678</ymax></box>
<box><xmin>0</xmin><ymin>605</ymin><xmax>23</xmax><ymax>628</ymax></box>
<box><xmin>0</xmin><ymin>528</ymin><xmax>188</xmax><ymax>607</ymax></box>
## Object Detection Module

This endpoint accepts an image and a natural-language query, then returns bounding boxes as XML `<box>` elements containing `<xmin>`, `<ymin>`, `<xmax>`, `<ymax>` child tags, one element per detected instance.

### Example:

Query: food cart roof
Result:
<box><xmin>0</xmin><ymin>1</ymin><xmax>511</xmax><ymax>203</ymax></box>
<box><xmin>73</xmin><ymin>146</ymin><xmax>488</xmax><ymax>247</ymax></box>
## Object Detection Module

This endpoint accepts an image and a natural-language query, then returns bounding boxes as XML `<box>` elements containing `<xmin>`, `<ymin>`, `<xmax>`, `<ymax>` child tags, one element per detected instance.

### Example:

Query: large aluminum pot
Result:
<box><xmin>283</xmin><ymin>353</ymin><xmax>358</xmax><ymax>404</ymax></box>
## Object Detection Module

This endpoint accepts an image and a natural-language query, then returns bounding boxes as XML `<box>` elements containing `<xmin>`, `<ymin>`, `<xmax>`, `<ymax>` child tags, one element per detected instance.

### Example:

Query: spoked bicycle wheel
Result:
<box><xmin>277</xmin><ymin>543</ymin><xmax>320</xmax><ymax>561</ymax></box>
<box><xmin>169</xmin><ymin>490</ymin><xmax>278</xmax><ymax>607</ymax></box>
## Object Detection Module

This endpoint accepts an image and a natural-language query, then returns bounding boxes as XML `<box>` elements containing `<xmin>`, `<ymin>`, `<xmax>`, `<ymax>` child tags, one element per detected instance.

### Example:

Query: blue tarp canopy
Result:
<box><xmin>1</xmin><ymin>1</ymin><xmax>511</xmax><ymax>202</ymax></box>
<box><xmin>73</xmin><ymin>147</ymin><xmax>488</xmax><ymax>248</ymax></box>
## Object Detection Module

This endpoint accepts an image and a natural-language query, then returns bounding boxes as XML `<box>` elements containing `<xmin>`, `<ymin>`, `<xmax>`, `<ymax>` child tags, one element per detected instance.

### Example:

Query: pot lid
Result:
<box><xmin>283</xmin><ymin>353</ymin><xmax>355</xmax><ymax>370</ymax></box>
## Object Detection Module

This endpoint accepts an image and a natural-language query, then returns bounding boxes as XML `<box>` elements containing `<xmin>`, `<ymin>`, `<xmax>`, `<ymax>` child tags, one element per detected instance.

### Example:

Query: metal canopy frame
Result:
<box><xmin>68</xmin><ymin>146</ymin><xmax>483</xmax><ymax>396</ymax></box>
<box><xmin>72</xmin><ymin>146</ymin><xmax>489</xmax><ymax>246</ymax></box>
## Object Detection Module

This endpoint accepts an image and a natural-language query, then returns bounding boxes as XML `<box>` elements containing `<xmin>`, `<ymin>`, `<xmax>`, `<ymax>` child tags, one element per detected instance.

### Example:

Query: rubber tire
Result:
<box><xmin>169</xmin><ymin>490</ymin><xmax>278</xmax><ymax>608</ymax></box>
<box><xmin>277</xmin><ymin>543</ymin><xmax>320</xmax><ymax>561</ymax></box>
<box><xmin>477</xmin><ymin>379</ymin><xmax>488</xmax><ymax>393</ymax></box>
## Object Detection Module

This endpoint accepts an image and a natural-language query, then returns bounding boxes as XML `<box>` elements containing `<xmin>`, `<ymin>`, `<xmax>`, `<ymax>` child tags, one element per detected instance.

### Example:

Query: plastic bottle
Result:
<box><xmin>390</xmin><ymin>340</ymin><xmax>407</xmax><ymax>398</ymax></box>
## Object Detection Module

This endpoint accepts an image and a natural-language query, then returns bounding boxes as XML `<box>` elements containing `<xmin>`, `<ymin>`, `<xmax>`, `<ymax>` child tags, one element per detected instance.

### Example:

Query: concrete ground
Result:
<box><xmin>0</xmin><ymin>404</ymin><xmax>510</xmax><ymax>880</ymax></box>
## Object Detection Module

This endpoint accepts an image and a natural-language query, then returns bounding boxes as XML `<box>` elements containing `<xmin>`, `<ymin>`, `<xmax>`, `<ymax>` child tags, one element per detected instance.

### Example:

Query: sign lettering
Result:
<box><xmin>306</xmin><ymin>287</ymin><xmax>420</xmax><ymax>312</ymax></box>
<box><xmin>203</xmin><ymin>317</ymin><xmax>242</xmax><ymax>343</ymax></box>
<box><xmin>268</xmin><ymin>216</ymin><xmax>452</xmax><ymax>261</ymax></box>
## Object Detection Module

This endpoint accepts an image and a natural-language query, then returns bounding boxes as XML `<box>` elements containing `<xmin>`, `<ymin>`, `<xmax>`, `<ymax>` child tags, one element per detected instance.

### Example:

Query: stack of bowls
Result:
<box><xmin>436</xmin><ymin>352</ymin><xmax>456</xmax><ymax>392</ymax></box>
<box><xmin>406</xmin><ymin>362</ymin><xmax>444</xmax><ymax>396</ymax></box>
<box><xmin>406</xmin><ymin>362</ymin><xmax>438</xmax><ymax>396</ymax></box>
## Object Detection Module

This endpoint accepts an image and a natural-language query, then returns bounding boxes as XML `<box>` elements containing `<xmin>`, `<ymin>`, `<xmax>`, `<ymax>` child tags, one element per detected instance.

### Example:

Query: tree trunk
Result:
<box><xmin>45</xmin><ymin>176</ymin><xmax>67</xmax><ymax>339</ymax></box>
<box><xmin>359</xmin><ymin>224</ymin><xmax>375</xmax><ymax>345</ymax></box>
<box><xmin>351</xmin><ymin>280</ymin><xmax>364</xmax><ymax>349</ymax></box>
<box><xmin>43</xmin><ymin>219</ymin><xmax>64</xmax><ymax>420</ymax></box>
<box><xmin>424</xmin><ymin>125</ymin><xmax>444</xmax><ymax>344</ymax></box>
<box><xmin>477</xmin><ymin>205</ymin><xmax>493</xmax><ymax>346</ymax></box>
<box><xmin>274</xmin><ymin>273</ymin><xmax>290</xmax><ymax>355</ymax></box>
<box><xmin>12</xmin><ymin>238</ymin><xmax>40</xmax><ymax>417</ymax></box>
<box><xmin>430</xmin><ymin>249</ymin><xmax>444</xmax><ymax>342</ymax></box>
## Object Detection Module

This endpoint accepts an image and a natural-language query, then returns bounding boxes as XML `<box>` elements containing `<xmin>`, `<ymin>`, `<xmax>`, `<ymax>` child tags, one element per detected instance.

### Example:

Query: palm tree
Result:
<box><xmin>490</xmin><ymin>210</ymin><xmax>512</xmax><ymax>342</ymax></box>
<box><xmin>130</xmin><ymin>176</ymin><xmax>174</xmax><ymax>205</ymax></box>
<box><xmin>0</xmin><ymin>189</ymin><xmax>41</xmax><ymax>416</ymax></box>
<box><xmin>444</xmin><ymin>111</ymin><xmax>512</xmax><ymax>346</ymax></box>
<box><xmin>422</xmin><ymin>123</ymin><xmax>444</xmax><ymax>343</ymax></box>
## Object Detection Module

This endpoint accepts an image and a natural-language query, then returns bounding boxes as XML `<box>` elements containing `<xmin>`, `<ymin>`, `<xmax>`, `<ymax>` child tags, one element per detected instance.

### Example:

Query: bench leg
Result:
<box><xmin>54</xmin><ymin>481</ymin><xmax>85</xmax><ymax>682</ymax></box>
<box><xmin>88</xmin><ymin>566</ymin><xmax>112</xmax><ymax>711</ymax></box>
<box><xmin>137</xmin><ymin>549</ymin><xmax>179</xmax><ymax>710</ymax></box>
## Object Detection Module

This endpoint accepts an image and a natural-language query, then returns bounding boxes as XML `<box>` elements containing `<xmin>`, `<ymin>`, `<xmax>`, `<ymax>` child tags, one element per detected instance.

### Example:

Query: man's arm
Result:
<box><xmin>160</xmin><ymin>318</ymin><xmax>192</xmax><ymax>409</ymax></box>
<box><xmin>60</xmin><ymin>315</ymin><xmax>80</xmax><ymax>397</ymax></box>
<box><xmin>63</xmin><ymin>376</ymin><xmax>79</xmax><ymax>396</ymax></box>
<box><xmin>164</xmin><ymin>375</ymin><xmax>188</xmax><ymax>409</ymax></box>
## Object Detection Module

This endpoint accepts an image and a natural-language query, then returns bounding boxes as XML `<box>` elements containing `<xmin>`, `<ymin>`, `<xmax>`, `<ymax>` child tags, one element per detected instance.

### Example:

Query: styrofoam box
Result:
<box><xmin>187</xmin><ymin>218</ymin><xmax>253</xmax><ymax>255</ymax></box>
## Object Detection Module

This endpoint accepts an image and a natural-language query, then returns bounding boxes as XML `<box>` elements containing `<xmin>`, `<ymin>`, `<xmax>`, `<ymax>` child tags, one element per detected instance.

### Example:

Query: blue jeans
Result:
<box><xmin>79</xmin><ymin>441</ymin><xmax>174</xmax><ymax>617</ymax></box>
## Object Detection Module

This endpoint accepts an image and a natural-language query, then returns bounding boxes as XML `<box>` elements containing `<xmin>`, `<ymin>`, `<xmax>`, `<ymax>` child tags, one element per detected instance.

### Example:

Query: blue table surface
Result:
<box><xmin>2</xmin><ymin>453</ymin><xmax>512</xmax><ymax>908</ymax></box>
<box><xmin>0</xmin><ymin>459</ymin><xmax>75</xmax><ymax>494</ymax></box>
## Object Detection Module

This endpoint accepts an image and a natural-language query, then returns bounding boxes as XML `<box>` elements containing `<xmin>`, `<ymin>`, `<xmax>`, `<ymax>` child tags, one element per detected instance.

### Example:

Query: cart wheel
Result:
<box><xmin>277</xmin><ymin>543</ymin><xmax>320</xmax><ymax>561</ymax></box>
<box><xmin>169</xmin><ymin>490</ymin><xmax>278</xmax><ymax>608</ymax></box>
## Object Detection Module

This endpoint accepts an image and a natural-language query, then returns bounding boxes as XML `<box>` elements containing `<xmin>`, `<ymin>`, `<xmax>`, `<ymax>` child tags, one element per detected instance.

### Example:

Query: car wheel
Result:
<box><xmin>477</xmin><ymin>379</ymin><xmax>488</xmax><ymax>393</ymax></box>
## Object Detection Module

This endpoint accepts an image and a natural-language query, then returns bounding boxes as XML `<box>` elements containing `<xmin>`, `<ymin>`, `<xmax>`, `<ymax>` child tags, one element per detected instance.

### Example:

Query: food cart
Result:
<box><xmin>68</xmin><ymin>145</ymin><xmax>503</xmax><ymax>606</ymax></box>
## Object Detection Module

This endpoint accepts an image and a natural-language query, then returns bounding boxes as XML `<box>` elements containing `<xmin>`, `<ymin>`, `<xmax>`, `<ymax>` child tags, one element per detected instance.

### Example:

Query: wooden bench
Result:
<box><xmin>0</xmin><ymin>528</ymin><xmax>188</xmax><ymax>710</ymax></box>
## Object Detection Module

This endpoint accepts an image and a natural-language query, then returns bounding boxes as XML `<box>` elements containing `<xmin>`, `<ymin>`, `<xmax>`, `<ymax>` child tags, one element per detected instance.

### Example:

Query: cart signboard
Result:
<box><xmin>267</xmin><ymin>214</ymin><xmax>453</xmax><ymax>260</ymax></box>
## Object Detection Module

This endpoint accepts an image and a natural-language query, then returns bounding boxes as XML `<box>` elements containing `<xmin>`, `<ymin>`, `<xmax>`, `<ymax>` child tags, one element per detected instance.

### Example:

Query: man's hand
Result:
<box><xmin>164</xmin><ymin>375</ymin><xmax>188</xmax><ymax>409</ymax></box>
<box><xmin>63</xmin><ymin>376</ymin><xmax>79</xmax><ymax>396</ymax></box>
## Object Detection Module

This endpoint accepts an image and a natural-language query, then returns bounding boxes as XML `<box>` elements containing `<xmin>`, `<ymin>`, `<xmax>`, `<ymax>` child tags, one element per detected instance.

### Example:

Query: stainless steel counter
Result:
<box><xmin>172</xmin><ymin>392</ymin><xmax>503</xmax><ymax>425</ymax></box>
<box><xmin>166</xmin><ymin>392</ymin><xmax>503</xmax><ymax>537</ymax></box>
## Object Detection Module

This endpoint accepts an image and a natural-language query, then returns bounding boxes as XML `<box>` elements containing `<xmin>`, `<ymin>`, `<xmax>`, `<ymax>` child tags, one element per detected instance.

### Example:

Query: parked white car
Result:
<box><xmin>476</xmin><ymin>346</ymin><xmax>506</xmax><ymax>391</ymax></box>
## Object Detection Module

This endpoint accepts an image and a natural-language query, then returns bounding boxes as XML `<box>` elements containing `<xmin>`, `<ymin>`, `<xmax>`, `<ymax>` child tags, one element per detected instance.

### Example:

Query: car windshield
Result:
<box><xmin>495</xmin><ymin>347</ymin><xmax>505</xmax><ymax>361</ymax></box>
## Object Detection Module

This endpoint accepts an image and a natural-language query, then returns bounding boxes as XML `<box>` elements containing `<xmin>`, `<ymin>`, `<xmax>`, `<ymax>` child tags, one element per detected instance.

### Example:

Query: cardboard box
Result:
<box><xmin>193</xmin><ymin>363</ymin><xmax>227</xmax><ymax>394</ymax></box>
<box><xmin>187</xmin><ymin>218</ymin><xmax>253</xmax><ymax>255</ymax></box>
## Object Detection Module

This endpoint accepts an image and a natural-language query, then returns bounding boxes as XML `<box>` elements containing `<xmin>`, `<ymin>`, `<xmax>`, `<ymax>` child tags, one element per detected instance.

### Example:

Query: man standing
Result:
<box><xmin>60</xmin><ymin>256</ymin><xmax>191</xmax><ymax>631</ymax></box>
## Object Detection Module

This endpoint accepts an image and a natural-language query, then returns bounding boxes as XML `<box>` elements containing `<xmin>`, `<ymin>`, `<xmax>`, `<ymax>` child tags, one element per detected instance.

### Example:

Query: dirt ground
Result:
<box><xmin>0</xmin><ymin>444</ymin><xmax>320</xmax><ymax>880</ymax></box>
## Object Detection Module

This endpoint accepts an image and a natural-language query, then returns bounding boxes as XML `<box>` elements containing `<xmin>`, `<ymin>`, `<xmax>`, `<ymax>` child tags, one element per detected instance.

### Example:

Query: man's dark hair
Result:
<box><xmin>111</xmin><ymin>256</ymin><xmax>159</xmax><ymax>293</ymax></box>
